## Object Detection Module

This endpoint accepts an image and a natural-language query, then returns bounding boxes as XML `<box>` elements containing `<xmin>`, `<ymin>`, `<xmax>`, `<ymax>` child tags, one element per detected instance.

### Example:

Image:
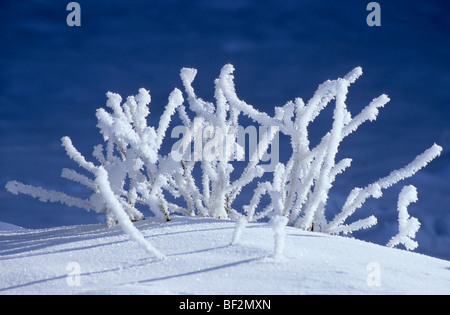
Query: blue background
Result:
<box><xmin>1</xmin><ymin>0</ymin><xmax>449</xmax><ymax>259</ymax></box>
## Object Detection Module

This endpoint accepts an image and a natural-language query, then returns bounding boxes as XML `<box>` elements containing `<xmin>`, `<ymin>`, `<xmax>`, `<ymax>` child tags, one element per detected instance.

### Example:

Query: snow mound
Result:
<box><xmin>0</xmin><ymin>222</ymin><xmax>25</xmax><ymax>231</ymax></box>
<box><xmin>0</xmin><ymin>217</ymin><xmax>448</xmax><ymax>295</ymax></box>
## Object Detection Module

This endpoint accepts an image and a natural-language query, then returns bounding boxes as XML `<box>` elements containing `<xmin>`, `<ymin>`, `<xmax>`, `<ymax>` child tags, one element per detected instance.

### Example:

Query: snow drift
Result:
<box><xmin>0</xmin><ymin>217</ymin><xmax>448</xmax><ymax>295</ymax></box>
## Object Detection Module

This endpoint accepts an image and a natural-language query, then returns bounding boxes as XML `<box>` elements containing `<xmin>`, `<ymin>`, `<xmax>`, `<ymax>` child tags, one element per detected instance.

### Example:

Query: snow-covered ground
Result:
<box><xmin>0</xmin><ymin>216</ymin><xmax>448</xmax><ymax>295</ymax></box>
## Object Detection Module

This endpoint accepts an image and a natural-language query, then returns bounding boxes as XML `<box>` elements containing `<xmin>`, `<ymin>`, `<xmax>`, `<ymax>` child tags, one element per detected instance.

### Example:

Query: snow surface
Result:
<box><xmin>0</xmin><ymin>216</ymin><xmax>448</xmax><ymax>295</ymax></box>
<box><xmin>0</xmin><ymin>222</ymin><xmax>23</xmax><ymax>232</ymax></box>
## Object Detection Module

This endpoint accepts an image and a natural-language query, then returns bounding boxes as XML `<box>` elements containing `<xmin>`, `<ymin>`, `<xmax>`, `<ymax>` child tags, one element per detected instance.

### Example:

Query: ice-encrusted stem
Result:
<box><xmin>95</xmin><ymin>166</ymin><xmax>165</xmax><ymax>259</ymax></box>
<box><xmin>387</xmin><ymin>185</ymin><xmax>421</xmax><ymax>250</ymax></box>
<box><xmin>230</xmin><ymin>216</ymin><xmax>248</xmax><ymax>245</ymax></box>
<box><xmin>325</xmin><ymin>143</ymin><xmax>442</xmax><ymax>234</ymax></box>
<box><xmin>269</xmin><ymin>215</ymin><xmax>289</xmax><ymax>260</ymax></box>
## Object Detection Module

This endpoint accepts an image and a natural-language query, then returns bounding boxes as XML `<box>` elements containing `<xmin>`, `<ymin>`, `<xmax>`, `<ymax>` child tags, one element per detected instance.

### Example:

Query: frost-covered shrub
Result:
<box><xmin>5</xmin><ymin>64</ymin><xmax>442</xmax><ymax>256</ymax></box>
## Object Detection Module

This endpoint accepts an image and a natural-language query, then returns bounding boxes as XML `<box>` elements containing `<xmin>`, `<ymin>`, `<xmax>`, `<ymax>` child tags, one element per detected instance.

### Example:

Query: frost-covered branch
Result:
<box><xmin>387</xmin><ymin>185</ymin><xmax>421</xmax><ymax>250</ymax></box>
<box><xmin>95</xmin><ymin>166</ymin><xmax>165</xmax><ymax>259</ymax></box>
<box><xmin>325</xmin><ymin>143</ymin><xmax>442</xmax><ymax>234</ymax></box>
<box><xmin>5</xmin><ymin>180</ymin><xmax>92</xmax><ymax>211</ymax></box>
<box><xmin>269</xmin><ymin>215</ymin><xmax>289</xmax><ymax>260</ymax></box>
<box><xmin>230</xmin><ymin>216</ymin><xmax>248</xmax><ymax>245</ymax></box>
